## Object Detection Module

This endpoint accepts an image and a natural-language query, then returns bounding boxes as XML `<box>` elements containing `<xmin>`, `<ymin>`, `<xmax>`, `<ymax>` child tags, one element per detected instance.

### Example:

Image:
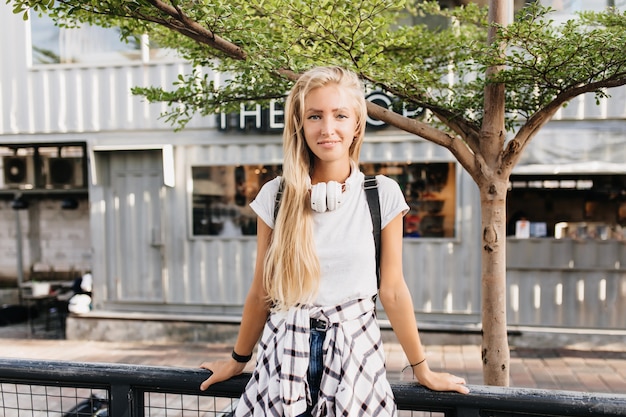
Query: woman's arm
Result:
<box><xmin>378</xmin><ymin>213</ymin><xmax>469</xmax><ymax>394</ymax></box>
<box><xmin>200</xmin><ymin>218</ymin><xmax>272</xmax><ymax>391</ymax></box>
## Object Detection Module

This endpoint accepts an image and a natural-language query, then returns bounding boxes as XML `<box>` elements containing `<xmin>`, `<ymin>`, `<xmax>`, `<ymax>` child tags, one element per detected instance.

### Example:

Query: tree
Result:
<box><xmin>9</xmin><ymin>0</ymin><xmax>626</xmax><ymax>386</ymax></box>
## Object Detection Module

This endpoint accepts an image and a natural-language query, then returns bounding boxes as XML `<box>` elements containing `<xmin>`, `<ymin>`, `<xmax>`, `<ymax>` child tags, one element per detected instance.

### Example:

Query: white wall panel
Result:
<box><xmin>10</xmin><ymin>63</ymin><xmax>211</xmax><ymax>134</ymax></box>
<box><xmin>0</xmin><ymin>1</ymin><xmax>212</xmax><ymax>135</ymax></box>
<box><xmin>554</xmin><ymin>87</ymin><xmax>626</xmax><ymax>121</ymax></box>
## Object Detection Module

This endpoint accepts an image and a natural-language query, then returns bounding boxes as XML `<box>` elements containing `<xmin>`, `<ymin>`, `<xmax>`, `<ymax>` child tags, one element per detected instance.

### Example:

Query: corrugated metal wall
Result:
<box><xmin>0</xmin><ymin>3</ymin><xmax>211</xmax><ymax>135</ymax></box>
<box><xmin>2</xmin><ymin>62</ymin><xmax>211</xmax><ymax>134</ymax></box>
<box><xmin>507</xmin><ymin>239</ymin><xmax>626</xmax><ymax>328</ymax></box>
<box><xmin>90</xmin><ymin>138</ymin><xmax>483</xmax><ymax>321</ymax></box>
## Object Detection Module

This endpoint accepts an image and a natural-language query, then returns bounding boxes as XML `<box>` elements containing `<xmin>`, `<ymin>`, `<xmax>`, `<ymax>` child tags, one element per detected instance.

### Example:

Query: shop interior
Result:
<box><xmin>506</xmin><ymin>173</ymin><xmax>626</xmax><ymax>240</ymax></box>
<box><xmin>191</xmin><ymin>162</ymin><xmax>457</xmax><ymax>238</ymax></box>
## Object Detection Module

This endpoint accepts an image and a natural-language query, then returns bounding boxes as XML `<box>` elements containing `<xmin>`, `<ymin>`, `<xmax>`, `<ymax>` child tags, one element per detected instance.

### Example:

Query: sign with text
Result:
<box><xmin>217</xmin><ymin>92</ymin><xmax>424</xmax><ymax>133</ymax></box>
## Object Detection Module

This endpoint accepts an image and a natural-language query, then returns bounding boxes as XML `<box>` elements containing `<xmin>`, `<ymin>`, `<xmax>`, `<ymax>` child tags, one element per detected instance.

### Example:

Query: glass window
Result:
<box><xmin>507</xmin><ymin>174</ymin><xmax>626</xmax><ymax>239</ymax></box>
<box><xmin>361</xmin><ymin>162</ymin><xmax>456</xmax><ymax>238</ymax></box>
<box><xmin>29</xmin><ymin>12</ymin><xmax>175</xmax><ymax>65</ymax></box>
<box><xmin>191</xmin><ymin>162</ymin><xmax>456</xmax><ymax>238</ymax></box>
<box><xmin>192</xmin><ymin>165</ymin><xmax>282</xmax><ymax>236</ymax></box>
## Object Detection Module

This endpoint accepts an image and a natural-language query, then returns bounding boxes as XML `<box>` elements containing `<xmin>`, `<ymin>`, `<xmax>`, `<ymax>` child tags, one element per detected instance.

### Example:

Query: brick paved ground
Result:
<box><xmin>1</xmin><ymin>321</ymin><xmax>625</xmax><ymax>394</ymax></box>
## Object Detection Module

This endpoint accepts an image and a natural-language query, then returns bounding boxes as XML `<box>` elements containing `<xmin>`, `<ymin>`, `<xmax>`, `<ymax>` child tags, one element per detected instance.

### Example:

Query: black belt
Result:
<box><xmin>310</xmin><ymin>318</ymin><xmax>329</xmax><ymax>332</ymax></box>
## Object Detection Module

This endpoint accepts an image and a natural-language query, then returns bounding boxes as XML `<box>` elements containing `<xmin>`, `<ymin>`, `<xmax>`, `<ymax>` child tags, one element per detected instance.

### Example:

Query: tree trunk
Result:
<box><xmin>478</xmin><ymin>0</ymin><xmax>512</xmax><ymax>387</ymax></box>
<box><xmin>480</xmin><ymin>178</ymin><xmax>510</xmax><ymax>386</ymax></box>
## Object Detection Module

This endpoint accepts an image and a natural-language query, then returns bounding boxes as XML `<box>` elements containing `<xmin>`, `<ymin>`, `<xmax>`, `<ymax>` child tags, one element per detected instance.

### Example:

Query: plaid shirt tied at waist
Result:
<box><xmin>234</xmin><ymin>297</ymin><xmax>397</xmax><ymax>417</ymax></box>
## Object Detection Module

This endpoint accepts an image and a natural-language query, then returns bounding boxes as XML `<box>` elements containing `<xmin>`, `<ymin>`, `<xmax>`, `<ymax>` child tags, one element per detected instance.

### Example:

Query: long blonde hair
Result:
<box><xmin>263</xmin><ymin>66</ymin><xmax>368</xmax><ymax>311</ymax></box>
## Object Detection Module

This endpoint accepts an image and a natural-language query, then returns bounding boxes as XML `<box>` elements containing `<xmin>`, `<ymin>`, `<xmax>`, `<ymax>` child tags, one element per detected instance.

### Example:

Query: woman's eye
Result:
<box><xmin>308</xmin><ymin>115</ymin><xmax>321</xmax><ymax>120</ymax></box>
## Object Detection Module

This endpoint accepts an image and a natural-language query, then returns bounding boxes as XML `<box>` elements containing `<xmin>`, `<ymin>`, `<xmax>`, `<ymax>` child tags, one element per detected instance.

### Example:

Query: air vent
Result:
<box><xmin>44</xmin><ymin>157</ymin><xmax>85</xmax><ymax>188</ymax></box>
<box><xmin>2</xmin><ymin>156</ymin><xmax>35</xmax><ymax>189</ymax></box>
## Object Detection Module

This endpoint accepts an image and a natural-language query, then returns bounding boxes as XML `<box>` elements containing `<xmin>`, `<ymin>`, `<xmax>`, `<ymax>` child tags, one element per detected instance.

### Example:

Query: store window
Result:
<box><xmin>507</xmin><ymin>174</ymin><xmax>626</xmax><ymax>240</ymax></box>
<box><xmin>191</xmin><ymin>162</ymin><xmax>456</xmax><ymax>238</ymax></box>
<box><xmin>29</xmin><ymin>12</ymin><xmax>174</xmax><ymax>65</ymax></box>
<box><xmin>361</xmin><ymin>162</ymin><xmax>456</xmax><ymax>238</ymax></box>
<box><xmin>192</xmin><ymin>165</ymin><xmax>282</xmax><ymax>237</ymax></box>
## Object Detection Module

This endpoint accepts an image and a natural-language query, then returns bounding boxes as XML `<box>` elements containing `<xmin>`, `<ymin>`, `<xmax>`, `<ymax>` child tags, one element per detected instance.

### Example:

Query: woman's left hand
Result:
<box><xmin>413</xmin><ymin>365</ymin><xmax>470</xmax><ymax>394</ymax></box>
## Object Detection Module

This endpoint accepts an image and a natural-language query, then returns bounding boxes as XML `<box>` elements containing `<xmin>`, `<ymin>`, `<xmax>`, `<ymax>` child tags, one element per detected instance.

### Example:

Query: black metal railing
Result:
<box><xmin>1</xmin><ymin>358</ymin><xmax>625</xmax><ymax>417</ymax></box>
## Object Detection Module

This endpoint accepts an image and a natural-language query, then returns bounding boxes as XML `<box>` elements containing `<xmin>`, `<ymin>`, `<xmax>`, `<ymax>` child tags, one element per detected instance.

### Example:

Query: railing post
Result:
<box><xmin>131</xmin><ymin>388</ymin><xmax>146</xmax><ymax>417</ymax></box>
<box><xmin>457</xmin><ymin>407</ymin><xmax>481</xmax><ymax>417</ymax></box>
<box><xmin>110</xmin><ymin>384</ymin><xmax>132</xmax><ymax>417</ymax></box>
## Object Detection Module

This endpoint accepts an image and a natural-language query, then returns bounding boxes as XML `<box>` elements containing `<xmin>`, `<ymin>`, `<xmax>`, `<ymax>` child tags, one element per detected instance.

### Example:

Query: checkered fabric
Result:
<box><xmin>234</xmin><ymin>297</ymin><xmax>397</xmax><ymax>417</ymax></box>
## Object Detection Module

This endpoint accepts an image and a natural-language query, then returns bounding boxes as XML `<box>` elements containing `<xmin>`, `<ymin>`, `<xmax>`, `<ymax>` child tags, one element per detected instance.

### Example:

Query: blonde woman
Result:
<box><xmin>200</xmin><ymin>66</ymin><xmax>468</xmax><ymax>417</ymax></box>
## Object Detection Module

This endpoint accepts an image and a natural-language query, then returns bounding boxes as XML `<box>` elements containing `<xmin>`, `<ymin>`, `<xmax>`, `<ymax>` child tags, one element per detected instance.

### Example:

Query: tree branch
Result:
<box><xmin>427</xmin><ymin>107</ymin><xmax>481</xmax><ymax>151</ymax></box>
<box><xmin>145</xmin><ymin>0</ymin><xmax>246</xmax><ymax>60</ymax></box>
<box><xmin>503</xmin><ymin>76</ymin><xmax>626</xmax><ymax>172</ymax></box>
<box><xmin>358</xmin><ymin>74</ymin><xmax>482</xmax><ymax>154</ymax></box>
<box><xmin>366</xmin><ymin>101</ymin><xmax>478</xmax><ymax>175</ymax></box>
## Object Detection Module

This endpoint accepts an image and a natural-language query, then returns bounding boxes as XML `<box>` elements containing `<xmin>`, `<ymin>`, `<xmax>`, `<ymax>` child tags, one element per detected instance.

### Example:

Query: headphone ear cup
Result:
<box><xmin>326</xmin><ymin>181</ymin><xmax>342</xmax><ymax>211</ymax></box>
<box><xmin>310</xmin><ymin>182</ymin><xmax>327</xmax><ymax>213</ymax></box>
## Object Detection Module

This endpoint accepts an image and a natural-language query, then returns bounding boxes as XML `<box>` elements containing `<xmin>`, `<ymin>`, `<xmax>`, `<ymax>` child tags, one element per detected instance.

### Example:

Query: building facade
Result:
<box><xmin>0</xmin><ymin>2</ymin><xmax>624</xmax><ymax>338</ymax></box>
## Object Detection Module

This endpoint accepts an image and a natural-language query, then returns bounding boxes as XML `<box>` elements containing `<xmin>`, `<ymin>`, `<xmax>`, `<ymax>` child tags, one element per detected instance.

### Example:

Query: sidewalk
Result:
<box><xmin>1</xmin><ymin>322</ymin><xmax>625</xmax><ymax>394</ymax></box>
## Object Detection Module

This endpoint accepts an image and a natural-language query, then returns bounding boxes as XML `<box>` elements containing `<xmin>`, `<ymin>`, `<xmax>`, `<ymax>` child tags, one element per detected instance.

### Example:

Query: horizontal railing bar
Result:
<box><xmin>0</xmin><ymin>358</ymin><xmax>245</xmax><ymax>399</ymax></box>
<box><xmin>392</xmin><ymin>382</ymin><xmax>626</xmax><ymax>416</ymax></box>
<box><xmin>1</xmin><ymin>358</ymin><xmax>625</xmax><ymax>416</ymax></box>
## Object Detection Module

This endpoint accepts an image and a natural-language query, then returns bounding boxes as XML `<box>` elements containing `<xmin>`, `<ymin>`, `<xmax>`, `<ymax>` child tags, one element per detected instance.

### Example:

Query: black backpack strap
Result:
<box><xmin>363</xmin><ymin>175</ymin><xmax>381</xmax><ymax>289</ymax></box>
<box><xmin>274</xmin><ymin>178</ymin><xmax>285</xmax><ymax>222</ymax></box>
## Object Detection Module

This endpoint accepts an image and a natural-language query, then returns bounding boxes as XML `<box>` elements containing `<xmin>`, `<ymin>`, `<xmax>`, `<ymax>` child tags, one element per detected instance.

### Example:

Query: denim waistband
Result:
<box><xmin>310</xmin><ymin>318</ymin><xmax>329</xmax><ymax>332</ymax></box>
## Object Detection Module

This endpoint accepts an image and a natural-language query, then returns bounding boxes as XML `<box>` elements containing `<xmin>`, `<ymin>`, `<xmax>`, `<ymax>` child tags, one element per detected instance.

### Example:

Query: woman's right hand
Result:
<box><xmin>199</xmin><ymin>358</ymin><xmax>248</xmax><ymax>391</ymax></box>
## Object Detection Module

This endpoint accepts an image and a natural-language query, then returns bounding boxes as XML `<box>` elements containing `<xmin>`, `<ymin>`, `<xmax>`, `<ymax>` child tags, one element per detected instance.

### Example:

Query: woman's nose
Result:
<box><xmin>321</xmin><ymin>119</ymin><xmax>335</xmax><ymax>136</ymax></box>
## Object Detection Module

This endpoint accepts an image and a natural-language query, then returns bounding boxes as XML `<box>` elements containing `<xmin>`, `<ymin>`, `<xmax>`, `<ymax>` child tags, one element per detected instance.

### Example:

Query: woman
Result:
<box><xmin>200</xmin><ymin>66</ymin><xmax>469</xmax><ymax>417</ymax></box>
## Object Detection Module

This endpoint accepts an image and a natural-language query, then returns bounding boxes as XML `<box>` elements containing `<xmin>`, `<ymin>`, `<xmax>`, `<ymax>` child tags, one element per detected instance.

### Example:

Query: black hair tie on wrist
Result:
<box><xmin>402</xmin><ymin>357</ymin><xmax>426</xmax><ymax>372</ymax></box>
<box><xmin>231</xmin><ymin>349</ymin><xmax>253</xmax><ymax>363</ymax></box>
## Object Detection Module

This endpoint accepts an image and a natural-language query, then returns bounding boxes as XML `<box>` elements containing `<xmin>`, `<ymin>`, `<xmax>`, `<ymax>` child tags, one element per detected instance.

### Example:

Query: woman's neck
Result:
<box><xmin>311</xmin><ymin>160</ymin><xmax>352</xmax><ymax>184</ymax></box>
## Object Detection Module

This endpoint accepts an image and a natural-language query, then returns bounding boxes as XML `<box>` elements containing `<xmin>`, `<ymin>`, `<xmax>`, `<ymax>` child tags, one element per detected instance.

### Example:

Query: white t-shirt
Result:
<box><xmin>250</xmin><ymin>169</ymin><xmax>409</xmax><ymax>306</ymax></box>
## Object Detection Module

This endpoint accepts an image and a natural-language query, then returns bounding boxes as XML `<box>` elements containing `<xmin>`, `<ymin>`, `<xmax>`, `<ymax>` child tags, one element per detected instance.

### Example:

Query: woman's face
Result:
<box><xmin>302</xmin><ymin>84</ymin><xmax>358</xmax><ymax>166</ymax></box>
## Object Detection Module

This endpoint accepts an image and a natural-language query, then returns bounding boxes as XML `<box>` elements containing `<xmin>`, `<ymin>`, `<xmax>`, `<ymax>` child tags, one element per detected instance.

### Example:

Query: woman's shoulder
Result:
<box><xmin>252</xmin><ymin>176</ymin><xmax>283</xmax><ymax>208</ymax></box>
<box><xmin>250</xmin><ymin>176</ymin><xmax>283</xmax><ymax>227</ymax></box>
<box><xmin>370</xmin><ymin>174</ymin><xmax>409</xmax><ymax>225</ymax></box>
<box><xmin>372</xmin><ymin>174</ymin><xmax>402</xmax><ymax>193</ymax></box>
<box><xmin>267</xmin><ymin>175</ymin><xmax>283</xmax><ymax>188</ymax></box>
<box><xmin>259</xmin><ymin>176</ymin><xmax>283</xmax><ymax>195</ymax></box>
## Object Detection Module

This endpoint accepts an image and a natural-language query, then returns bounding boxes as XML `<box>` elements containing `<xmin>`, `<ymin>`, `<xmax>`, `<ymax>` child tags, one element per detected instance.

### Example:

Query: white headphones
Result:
<box><xmin>310</xmin><ymin>181</ymin><xmax>345</xmax><ymax>213</ymax></box>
